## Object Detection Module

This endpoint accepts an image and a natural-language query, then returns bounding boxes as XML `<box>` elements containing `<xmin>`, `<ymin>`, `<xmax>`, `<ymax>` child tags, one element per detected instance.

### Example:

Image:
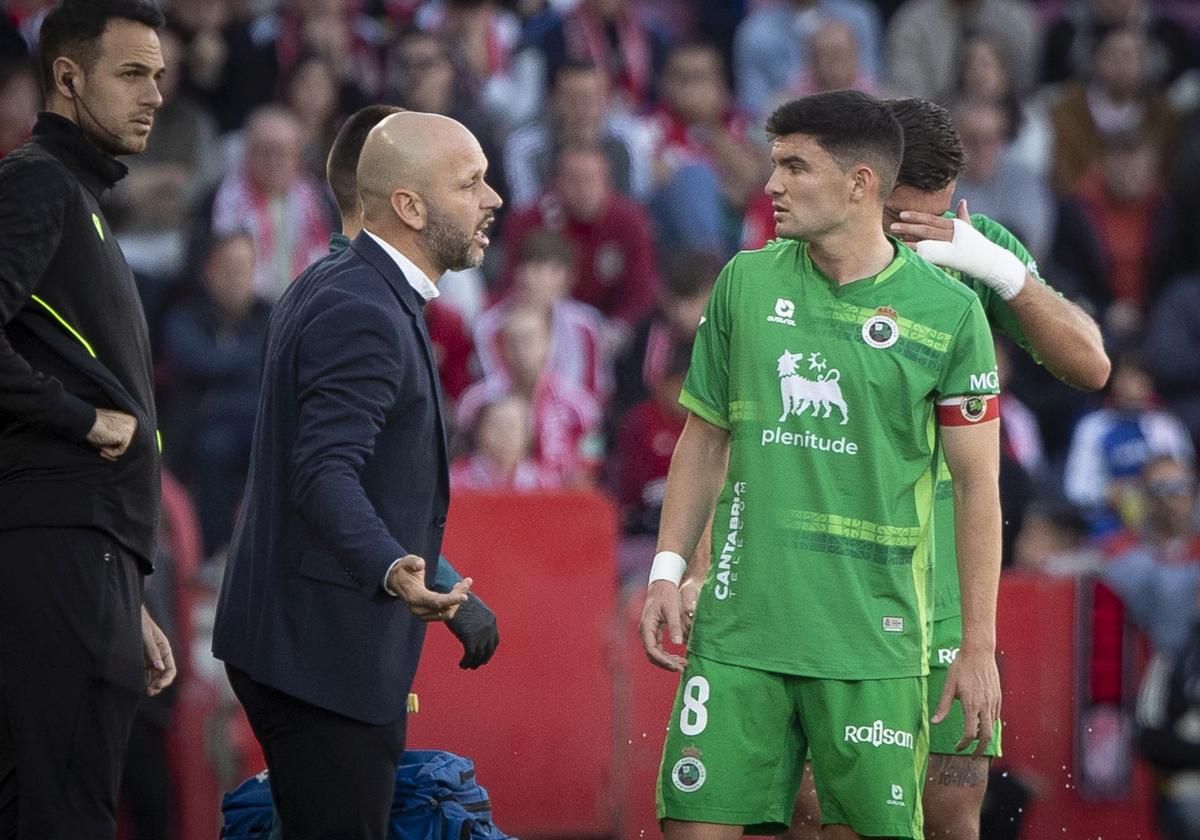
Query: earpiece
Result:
<box><xmin>63</xmin><ymin>74</ymin><xmax>75</xmax><ymax>95</ymax></box>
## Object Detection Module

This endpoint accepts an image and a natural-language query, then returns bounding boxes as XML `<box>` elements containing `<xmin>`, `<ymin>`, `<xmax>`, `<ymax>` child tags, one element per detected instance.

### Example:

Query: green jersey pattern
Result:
<box><xmin>930</xmin><ymin>213</ymin><xmax>1046</xmax><ymax>619</ymax></box>
<box><xmin>682</xmin><ymin>238</ymin><xmax>999</xmax><ymax>679</ymax></box>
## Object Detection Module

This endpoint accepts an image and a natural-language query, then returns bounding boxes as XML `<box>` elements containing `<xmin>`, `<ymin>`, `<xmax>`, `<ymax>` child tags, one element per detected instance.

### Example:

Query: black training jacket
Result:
<box><xmin>0</xmin><ymin>112</ymin><xmax>160</xmax><ymax>569</ymax></box>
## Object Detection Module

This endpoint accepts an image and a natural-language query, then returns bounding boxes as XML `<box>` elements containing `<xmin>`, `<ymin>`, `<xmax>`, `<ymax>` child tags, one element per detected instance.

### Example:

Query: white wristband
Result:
<box><xmin>649</xmin><ymin>550</ymin><xmax>687</xmax><ymax>586</ymax></box>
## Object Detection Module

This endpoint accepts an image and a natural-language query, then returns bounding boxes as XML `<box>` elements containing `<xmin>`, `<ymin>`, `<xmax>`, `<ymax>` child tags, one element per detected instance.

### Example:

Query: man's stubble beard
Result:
<box><xmin>423</xmin><ymin>203</ymin><xmax>481</xmax><ymax>274</ymax></box>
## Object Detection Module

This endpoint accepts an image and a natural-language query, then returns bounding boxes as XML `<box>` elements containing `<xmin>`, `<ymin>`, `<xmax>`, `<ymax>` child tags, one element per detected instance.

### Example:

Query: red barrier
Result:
<box><xmin>408</xmin><ymin>490</ymin><xmax>620</xmax><ymax>838</ymax></box>
<box><xmin>167</xmin><ymin>490</ymin><xmax>1161</xmax><ymax>840</ymax></box>
<box><xmin>997</xmin><ymin>573</ymin><xmax>1157</xmax><ymax>839</ymax></box>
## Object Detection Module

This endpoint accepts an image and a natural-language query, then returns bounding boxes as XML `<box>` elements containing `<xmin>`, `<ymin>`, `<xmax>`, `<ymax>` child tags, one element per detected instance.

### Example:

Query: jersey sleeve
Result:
<box><xmin>934</xmin><ymin>295</ymin><xmax>1000</xmax><ymax>426</ymax></box>
<box><xmin>679</xmin><ymin>259</ymin><xmax>734</xmax><ymax>430</ymax></box>
<box><xmin>968</xmin><ymin>213</ymin><xmax>1058</xmax><ymax>362</ymax></box>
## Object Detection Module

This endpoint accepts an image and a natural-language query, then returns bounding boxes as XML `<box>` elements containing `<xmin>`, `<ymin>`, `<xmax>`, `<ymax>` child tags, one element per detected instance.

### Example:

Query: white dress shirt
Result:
<box><xmin>363</xmin><ymin>229</ymin><xmax>441</xmax><ymax>596</ymax></box>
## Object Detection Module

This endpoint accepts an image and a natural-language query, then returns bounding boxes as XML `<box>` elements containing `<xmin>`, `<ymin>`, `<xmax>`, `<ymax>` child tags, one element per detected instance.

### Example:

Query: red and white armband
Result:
<box><xmin>936</xmin><ymin>395</ymin><xmax>999</xmax><ymax>426</ymax></box>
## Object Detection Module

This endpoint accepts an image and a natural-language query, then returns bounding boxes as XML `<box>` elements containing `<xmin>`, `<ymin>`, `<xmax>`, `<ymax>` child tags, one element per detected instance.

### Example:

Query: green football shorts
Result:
<box><xmin>928</xmin><ymin>614</ymin><xmax>1002</xmax><ymax>758</ymax></box>
<box><xmin>657</xmin><ymin>652</ymin><xmax>928</xmax><ymax>837</ymax></box>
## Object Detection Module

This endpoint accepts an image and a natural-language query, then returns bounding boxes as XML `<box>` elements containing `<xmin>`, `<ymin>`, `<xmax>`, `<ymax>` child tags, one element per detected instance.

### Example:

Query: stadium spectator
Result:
<box><xmin>279</xmin><ymin>51</ymin><xmax>343</xmax><ymax>183</ymax></box>
<box><xmin>614</xmin><ymin>347</ymin><xmax>687</xmax><ymax>538</ymax></box>
<box><xmin>450</xmin><ymin>393</ymin><xmax>559</xmax><ymax>490</ymax></box>
<box><xmin>611</xmin><ymin>248</ymin><xmax>719</xmax><ymax>427</ymax></box>
<box><xmin>790</xmin><ymin>19</ymin><xmax>875</xmax><ymax>98</ymax></box>
<box><xmin>885</xmin><ymin>0</ymin><xmax>1040</xmax><ymax>100</ymax></box>
<box><xmin>646</xmin><ymin>41</ymin><xmax>765</xmax><ymax>259</ymax></box>
<box><xmin>1145</xmin><ymin>274</ymin><xmax>1200</xmax><ymax>441</ymax></box>
<box><xmin>1052</xmin><ymin>130</ymin><xmax>1176</xmax><ymax>339</ymax></box>
<box><xmin>1102</xmin><ymin>455</ymin><xmax>1200</xmax><ymax>840</ymax></box>
<box><xmin>1040</xmin><ymin>0</ymin><xmax>1198</xmax><ymax>93</ymax></box>
<box><xmin>952</xmin><ymin>98</ymin><xmax>1055</xmax><ymax>261</ymax></box>
<box><xmin>475</xmin><ymin>229</ymin><xmax>610</xmax><ymax>401</ymax></box>
<box><xmin>0</xmin><ymin>58</ymin><xmax>38</xmax><ymax>159</ymax></box>
<box><xmin>414</xmin><ymin>0</ymin><xmax>524</xmax><ymax>126</ymax></box>
<box><xmin>518</xmin><ymin>0</ymin><xmax>667</xmax><ymax>116</ymax></box>
<box><xmin>1064</xmin><ymin>350</ymin><xmax>1195</xmax><ymax>537</ymax></box>
<box><xmin>1012</xmin><ymin>497</ymin><xmax>1095</xmax><ymax>574</ymax></box>
<box><xmin>996</xmin><ymin>336</ymin><xmax>1046</xmax><ymax>480</ymax></box>
<box><xmin>731</xmin><ymin>0</ymin><xmax>882</xmax><ymax>120</ymax></box>
<box><xmin>457</xmin><ymin>307</ymin><xmax>604</xmax><ymax>486</ymax></box>
<box><xmin>161</xmin><ymin>231</ymin><xmax>270</xmax><ymax>557</ymax></box>
<box><xmin>201</xmin><ymin>0</ymin><xmax>385</xmax><ymax>132</ymax></box>
<box><xmin>503</xmin><ymin>59</ymin><xmax>651</xmax><ymax>208</ymax></box>
<box><xmin>499</xmin><ymin>143</ymin><xmax>658</xmax><ymax>327</ymax></box>
<box><xmin>1049</xmin><ymin>26</ymin><xmax>1180</xmax><ymax>194</ymax></box>
<box><xmin>952</xmin><ymin>33</ymin><xmax>1052</xmax><ymax>174</ymax></box>
<box><xmin>108</xmin><ymin>26</ymin><xmax>222</xmax><ymax>294</ymax></box>
<box><xmin>209</xmin><ymin>105</ymin><xmax>332</xmax><ymax>302</ymax></box>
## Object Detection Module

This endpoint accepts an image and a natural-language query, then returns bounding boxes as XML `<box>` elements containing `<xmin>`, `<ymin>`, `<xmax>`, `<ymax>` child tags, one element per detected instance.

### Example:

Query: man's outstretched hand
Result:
<box><xmin>447</xmin><ymin>592</ymin><xmax>499</xmax><ymax>669</ymax></box>
<box><xmin>387</xmin><ymin>554</ymin><xmax>471</xmax><ymax>621</ymax></box>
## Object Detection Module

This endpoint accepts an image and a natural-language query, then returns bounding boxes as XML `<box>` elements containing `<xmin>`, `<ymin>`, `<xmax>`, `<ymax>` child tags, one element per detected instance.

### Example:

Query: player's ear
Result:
<box><xmin>849</xmin><ymin>163</ymin><xmax>873</xmax><ymax>203</ymax></box>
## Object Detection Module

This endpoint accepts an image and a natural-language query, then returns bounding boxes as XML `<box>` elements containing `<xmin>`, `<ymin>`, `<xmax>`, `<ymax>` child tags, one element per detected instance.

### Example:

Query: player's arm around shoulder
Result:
<box><xmin>894</xmin><ymin>200</ymin><xmax>1110</xmax><ymax>390</ymax></box>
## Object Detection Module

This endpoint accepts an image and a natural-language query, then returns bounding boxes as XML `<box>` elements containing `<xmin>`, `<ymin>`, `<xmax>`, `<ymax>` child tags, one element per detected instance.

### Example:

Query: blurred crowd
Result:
<box><xmin>6</xmin><ymin>0</ymin><xmax>1200</xmax><ymax>834</ymax></box>
<box><xmin>4</xmin><ymin>0</ymin><xmax>1200</xmax><ymax>606</ymax></box>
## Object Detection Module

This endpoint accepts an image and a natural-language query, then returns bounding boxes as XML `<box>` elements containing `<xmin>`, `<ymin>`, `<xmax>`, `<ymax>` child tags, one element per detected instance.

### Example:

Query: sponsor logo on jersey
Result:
<box><xmin>937</xmin><ymin>647</ymin><xmax>959</xmax><ymax>665</ymax></box>
<box><xmin>882</xmin><ymin>616</ymin><xmax>904</xmax><ymax>633</ymax></box>
<box><xmin>714</xmin><ymin>481</ymin><xmax>745</xmax><ymax>600</ymax></box>
<box><xmin>844</xmin><ymin>720</ymin><xmax>915</xmax><ymax>750</ymax></box>
<box><xmin>862</xmin><ymin>306</ymin><xmax>900</xmax><ymax>349</ymax></box>
<box><xmin>671</xmin><ymin>756</ymin><xmax>707</xmax><ymax>793</ymax></box>
<box><xmin>887</xmin><ymin>784</ymin><xmax>905</xmax><ymax>807</ymax></box>
<box><xmin>968</xmin><ymin>370</ymin><xmax>1000</xmax><ymax>391</ymax></box>
<box><xmin>768</xmin><ymin>298</ymin><xmax>797</xmax><ymax>326</ymax></box>
<box><xmin>776</xmin><ymin>350</ymin><xmax>849</xmax><ymax>425</ymax></box>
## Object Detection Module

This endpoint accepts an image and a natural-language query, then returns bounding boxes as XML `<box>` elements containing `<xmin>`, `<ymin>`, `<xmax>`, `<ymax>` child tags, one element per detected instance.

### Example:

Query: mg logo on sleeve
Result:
<box><xmin>887</xmin><ymin>784</ymin><xmax>905</xmax><ymax>806</ymax></box>
<box><xmin>768</xmin><ymin>298</ymin><xmax>796</xmax><ymax>326</ymax></box>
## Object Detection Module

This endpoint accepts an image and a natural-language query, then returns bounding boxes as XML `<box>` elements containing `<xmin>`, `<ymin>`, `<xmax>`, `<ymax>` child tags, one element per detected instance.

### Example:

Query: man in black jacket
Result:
<box><xmin>0</xmin><ymin>2</ymin><xmax>176</xmax><ymax>838</ymax></box>
<box><xmin>214</xmin><ymin>110</ymin><xmax>500</xmax><ymax>840</ymax></box>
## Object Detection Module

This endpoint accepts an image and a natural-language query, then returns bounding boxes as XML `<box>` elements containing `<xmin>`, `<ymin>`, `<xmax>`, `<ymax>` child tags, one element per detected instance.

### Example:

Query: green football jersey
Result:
<box><xmin>930</xmin><ymin>213</ymin><xmax>1045</xmax><ymax>620</ymax></box>
<box><xmin>682</xmin><ymin>238</ymin><xmax>999</xmax><ymax>680</ymax></box>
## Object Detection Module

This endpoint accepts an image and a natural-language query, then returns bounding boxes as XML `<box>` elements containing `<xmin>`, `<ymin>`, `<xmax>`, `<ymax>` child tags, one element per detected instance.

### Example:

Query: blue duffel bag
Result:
<box><xmin>220</xmin><ymin>750</ymin><xmax>515</xmax><ymax>840</ymax></box>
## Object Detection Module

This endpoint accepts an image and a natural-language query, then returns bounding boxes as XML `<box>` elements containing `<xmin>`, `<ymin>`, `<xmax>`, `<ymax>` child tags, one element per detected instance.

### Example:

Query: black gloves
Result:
<box><xmin>446</xmin><ymin>592</ymin><xmax>499</xmax><ymax>669</ymax></box>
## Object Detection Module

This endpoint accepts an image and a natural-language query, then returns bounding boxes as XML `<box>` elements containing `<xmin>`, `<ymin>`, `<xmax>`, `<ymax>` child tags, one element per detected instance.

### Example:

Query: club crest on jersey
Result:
<box><xmin>768</xmin><ymin>298</ymin><xmax>797</xmax><ymax>326</ymax></box>
<box><xmin>862</xmin><ymin>306</ymin><xmax>900</xmax><ymax>349</ymax></box>
<box><xmin>777</xmin><ymin>350</ymin><xmax>849</xmax><ymax>425</ymax></box>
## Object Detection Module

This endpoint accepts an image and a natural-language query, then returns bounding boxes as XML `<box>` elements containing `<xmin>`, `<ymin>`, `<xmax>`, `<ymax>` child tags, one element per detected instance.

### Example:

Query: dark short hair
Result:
<box><xmin>552</xmin><ymin>59</ymin><xmax>603</xmax><ymax>90</ymax></box>
<box><xmin>38</xmin><ymin>0</ymin><xmax>164</xmax><ymax>95</ymax></box>
<box><xmin>661</xmin><ymin>249</ymin><xmax>721</xmax><ymax>300</ymax></box>
<box><xmin>326</xmin><ymin>104</ymin><xmax>405</xmax><ymax>219</ymax></box>
<box><xmin>766</xmin><ymin>91</ymin><xmax>904</xmax><ymax>196</ymax></box>
<box><xmin>517</xmin><ymin>229</ymin><xmax>576</xmax><ymax>268</ymax></box>
<box><xmin>885</xmin><ymin>98</ymin><xmax>965</xmax><ymax>192</ymax></box>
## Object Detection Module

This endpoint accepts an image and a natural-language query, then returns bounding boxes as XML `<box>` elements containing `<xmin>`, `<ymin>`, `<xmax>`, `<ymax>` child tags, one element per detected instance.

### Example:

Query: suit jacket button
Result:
<box><xmin>435</xmin><ymin>514</ymin><xmax>447</xmax><ymax>528</ymax></box>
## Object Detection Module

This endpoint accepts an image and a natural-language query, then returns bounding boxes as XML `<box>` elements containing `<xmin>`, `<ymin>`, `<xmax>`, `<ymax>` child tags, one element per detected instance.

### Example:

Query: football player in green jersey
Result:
<box><xmin>641</xmin><ymin>91</ymin><xmax>1004</xmax><ymax>840</ymax></box>
<box><xmin>769</xmin><ymin>100</ymin><xmax>1110</xmax><ymax>840</ymax></box>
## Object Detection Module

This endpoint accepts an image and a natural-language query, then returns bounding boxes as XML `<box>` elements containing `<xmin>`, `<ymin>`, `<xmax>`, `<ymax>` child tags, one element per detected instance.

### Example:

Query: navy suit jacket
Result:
<box><xmin>213</xmin><ymin>232</ymin><xmax>450</xmax><ymax>724</ymax></box>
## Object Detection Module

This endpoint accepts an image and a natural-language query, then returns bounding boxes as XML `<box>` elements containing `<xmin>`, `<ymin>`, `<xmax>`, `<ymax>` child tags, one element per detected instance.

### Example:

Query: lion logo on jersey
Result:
<box><xmin>776</xmin><ymin>350</ymin><xmax>849</xmax><ymax>425</ymax></box>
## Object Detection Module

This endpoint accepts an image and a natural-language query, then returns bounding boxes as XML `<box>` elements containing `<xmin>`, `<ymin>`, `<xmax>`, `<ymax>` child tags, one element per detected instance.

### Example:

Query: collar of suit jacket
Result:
<box><xmin>362</xmin><ymin>230</ymin><xmax>440</xmax><ymax>303</ymax></box>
